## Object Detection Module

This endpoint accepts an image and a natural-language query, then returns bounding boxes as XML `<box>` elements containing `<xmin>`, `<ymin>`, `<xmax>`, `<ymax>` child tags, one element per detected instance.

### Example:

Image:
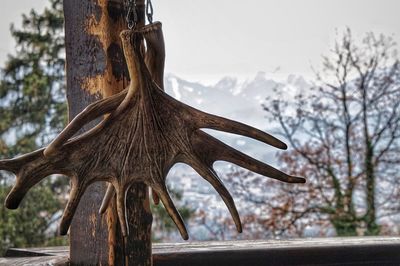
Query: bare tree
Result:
<box><xmin>262</xmin><ymin>29</ymin><xmax>400</xmax><ymax>236</ymax></box>
<box><xmin>198</xmin><ymin>166</ymin><xmax>330</xmax><ymax>239</ymax></box>
<box><xmin>223</xmin><ymin>167</ymin><xmax>325</xmax><ymax>238</ymax></box>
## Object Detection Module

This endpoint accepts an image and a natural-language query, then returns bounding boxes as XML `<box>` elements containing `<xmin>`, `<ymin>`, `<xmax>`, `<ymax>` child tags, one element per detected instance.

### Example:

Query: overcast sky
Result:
<box><xmin>0</xmin><ymin>0</ymin><xmax>399</xmax><ymax>82</ymax></box>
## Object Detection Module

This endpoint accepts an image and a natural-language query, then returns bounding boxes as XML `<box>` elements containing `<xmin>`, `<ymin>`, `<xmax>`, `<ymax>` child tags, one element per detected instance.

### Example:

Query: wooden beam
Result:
<box><xmin>4</xmin><ymin>238</ymin><xmax>400</xmax><ymax>266</ymax></box>
<box><xmin>63</xmin><ymin>0</ymin><xmax>152</xmax><ymax>265</ymax></box>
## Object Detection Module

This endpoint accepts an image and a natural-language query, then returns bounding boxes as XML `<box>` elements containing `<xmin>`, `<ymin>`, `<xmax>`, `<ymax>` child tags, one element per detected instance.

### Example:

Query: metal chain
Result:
<box><xmin>146</xmin><ymin>0</ymin><xmax>154</xmax><ymax>24</ymax></box>
<box><xmin>125</xmin><ymin>0</ymin><xmax>138</xmax><ymax>29</ymax></box>
<box><xmin>125</xmin><ymin>0</ymin><xmax>154</xmax><ymax>29</ymax></box>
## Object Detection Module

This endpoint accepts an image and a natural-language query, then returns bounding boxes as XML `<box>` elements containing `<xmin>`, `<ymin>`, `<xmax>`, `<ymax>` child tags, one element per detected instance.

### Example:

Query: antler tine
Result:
<box><xmin>152</xmin><ymin>188</ymin><xmax>160</xmax><ymax>205</ymax></box>
<box><xmin>115</xmin><ymin>187</ymin><xmax>129</xmax><ymax>237</ymax></box>
<box><xmin>44</xmin><ymin>89</ymin><xmax>127</xmax><ymax>157</ymax></box>
<box><xmin>99</xmin><ymin>183</ymin><xmax>115</xmax><ymax>214</ymax></box>
<box><xmin>154</xmin><ymin>186</ymin><xmax>189</xmax><ymax>240</ymax></box>
<box><xmin>115</xmin><ymin>30</ymin><xmax>141</xmax><ymax>118</ymax></box>
<box><xmin>59</xmin><ymin>179</ymin><xmax>88</xmax><ymax>235</ymax></box>
<box><xmin>222</xmin><ymin>146</ymin><xmax>305</xmax><ymax>184</ymax></box>
<box><xmin>187</xmin><ymin>157</ymin><xmax>242</xmax><ymax>233</ymax></box>
<box><xmin>0</xmin><ymin>149</ymin><xmax>45</xmax><ymax>174</ymax></box>
<box><xmin>195</xmin><ymin>111</ymin><xmax>287</xmax><ymax>150</ymax></box>
<box><xmin>143</xmin><ymin>23</ymin><xmax>164</xmax><ymax>208</ymax></box>
<box><xmin>3</xmin><ymin>149</ymin><xmax>57</xmax><ymax>209</ymax></box>
<box><xmin>142</xmin><ymin>22</ymin><xmax>165</xmax><ymax>90</ymax></box>
<box><xmin>0</xmin><ymin>159</ymin><xmax>19</xmax><ymax>173</ymax></box>
<box><xmin>192</xmin><ymin>131</ymin><xmax>305</xmax><ymax>184</ymax></box>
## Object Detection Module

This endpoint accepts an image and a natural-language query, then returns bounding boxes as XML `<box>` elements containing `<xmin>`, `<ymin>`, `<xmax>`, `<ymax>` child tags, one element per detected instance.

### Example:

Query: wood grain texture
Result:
<box><xmin>63</xmin><ymin>0</ymin><xmax>111</xmax><ymax>264</ymax></box>
<box><xmin>4</xmin><ymin>237</ymin><xmax>400</xmax><ymax>266</ymax></box>
<box><xmin>152</xmin><ymin>238</ymin><xmax>400</xmax><ymax>266</ymax></box>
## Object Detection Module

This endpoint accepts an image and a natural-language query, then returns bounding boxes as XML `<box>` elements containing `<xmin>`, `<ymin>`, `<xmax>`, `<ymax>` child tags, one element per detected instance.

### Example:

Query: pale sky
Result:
<box><xmin>0</xmin><ymin>0</ymin><xmax>399</xmax><ymax>82</ymax></box>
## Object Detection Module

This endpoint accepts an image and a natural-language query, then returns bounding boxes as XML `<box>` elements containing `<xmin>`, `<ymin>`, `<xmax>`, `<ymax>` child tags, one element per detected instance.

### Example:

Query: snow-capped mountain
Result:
<box><xmin>164</xmin><ymin>71</ymin><xmax>311</xmax><ymax>161</ymax></box>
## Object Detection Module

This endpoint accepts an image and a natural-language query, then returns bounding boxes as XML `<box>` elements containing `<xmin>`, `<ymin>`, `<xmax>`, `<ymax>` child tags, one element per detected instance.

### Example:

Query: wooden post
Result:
<box><xmin>63</xmin><ymin>0</ymin><xmax>152</xmax><ymax>265</ymax></box>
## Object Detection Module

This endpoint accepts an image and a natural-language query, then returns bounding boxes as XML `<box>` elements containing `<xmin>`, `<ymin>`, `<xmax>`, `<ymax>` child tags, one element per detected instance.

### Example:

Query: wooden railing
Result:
<box><xmin>2</xmin><ymin>237</ymin><xmax>400</xmax><ymax>265</ymax></box>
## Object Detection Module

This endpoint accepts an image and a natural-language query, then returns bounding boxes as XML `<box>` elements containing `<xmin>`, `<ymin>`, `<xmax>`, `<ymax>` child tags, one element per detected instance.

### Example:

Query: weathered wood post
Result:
<box><xmin>63</xmin><ymin>0</ymin><xmax>152</xmax><ymax>265</ymax></box>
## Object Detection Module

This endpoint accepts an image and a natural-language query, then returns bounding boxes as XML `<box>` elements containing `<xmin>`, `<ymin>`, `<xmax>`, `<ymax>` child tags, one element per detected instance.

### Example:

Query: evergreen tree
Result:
<box><xmin>0</xmin><ymin>0</ymin><xmax>67</xmax><ymax>254</ymax></box>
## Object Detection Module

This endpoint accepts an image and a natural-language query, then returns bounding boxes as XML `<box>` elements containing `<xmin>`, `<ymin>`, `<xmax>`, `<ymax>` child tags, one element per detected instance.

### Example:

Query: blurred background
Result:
<box><xmin>0</xmin><ymin>0</ymin><xmax>399</xmax><ymax>255</ymax></box>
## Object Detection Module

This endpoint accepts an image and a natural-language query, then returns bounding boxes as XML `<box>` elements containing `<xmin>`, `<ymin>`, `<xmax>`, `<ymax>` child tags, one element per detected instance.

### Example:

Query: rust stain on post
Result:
<box><xmin>82</xmin><ymin>0</ymin><xmax>128</xmax><ymax>97</ymax></box>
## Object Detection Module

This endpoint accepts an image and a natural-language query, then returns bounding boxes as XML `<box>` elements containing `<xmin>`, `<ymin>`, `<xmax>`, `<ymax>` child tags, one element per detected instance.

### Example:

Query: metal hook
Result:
<box><xmin>125</xmin><ymin>0</ymin><xmax>138</xmax><ymax>29</ymax></box>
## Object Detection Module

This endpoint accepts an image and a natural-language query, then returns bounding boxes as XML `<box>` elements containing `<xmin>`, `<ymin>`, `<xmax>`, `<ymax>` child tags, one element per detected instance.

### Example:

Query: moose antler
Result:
<box><xmin>1</xmin><ymin>22</ymin><xmax>305</xmax><ymax>240</ymax></box>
